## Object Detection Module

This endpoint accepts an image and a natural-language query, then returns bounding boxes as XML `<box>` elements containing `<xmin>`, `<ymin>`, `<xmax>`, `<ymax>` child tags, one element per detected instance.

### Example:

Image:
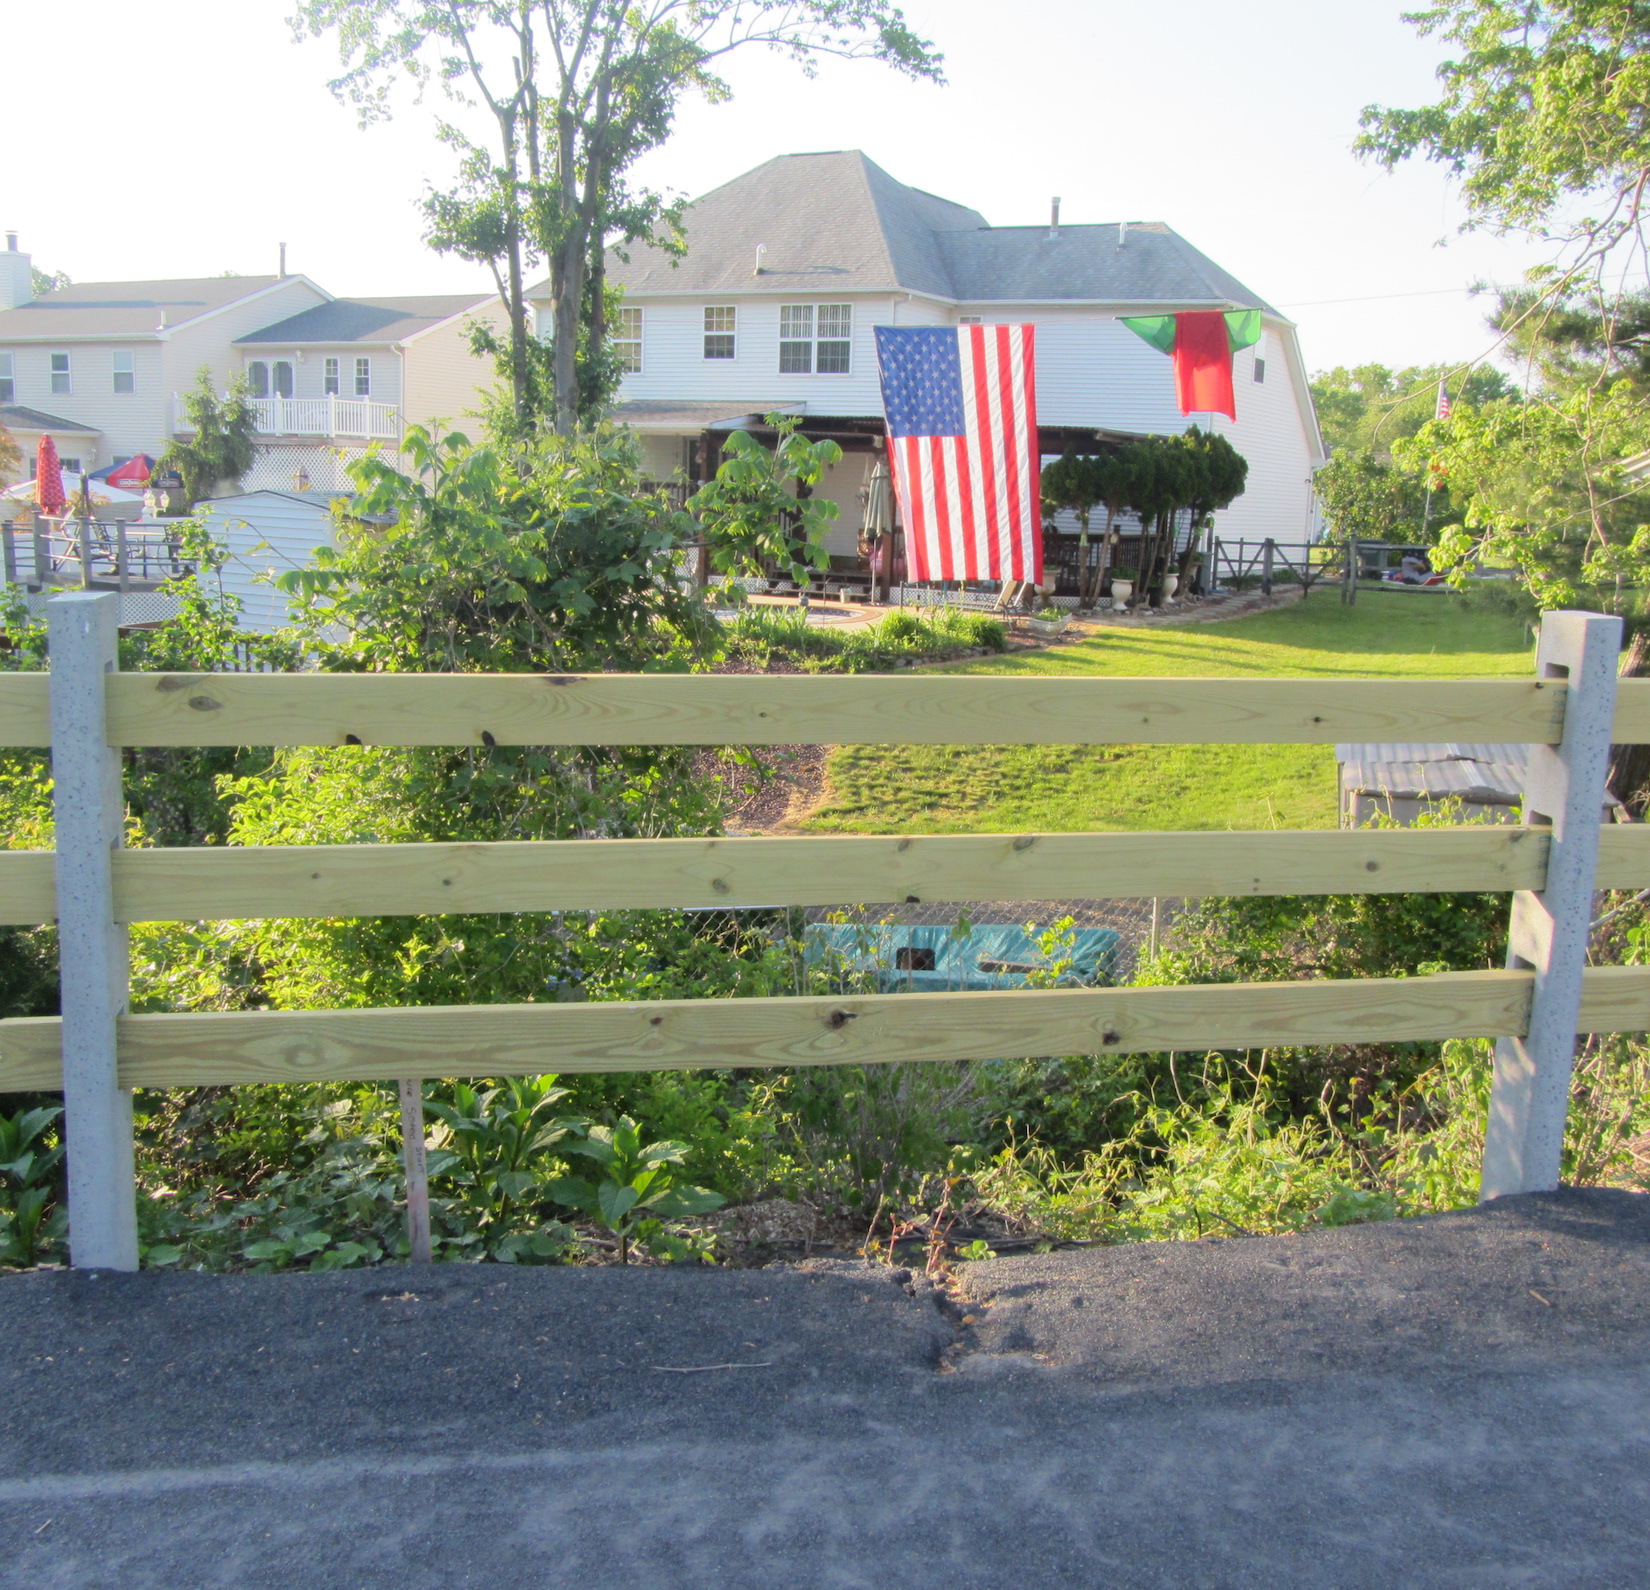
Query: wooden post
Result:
<box><xmin>48</xmin><ymin>592</ymin><xmax>139</xmax><ymax>1270</ymax></box>
<box><xmin>1344</xmin><ymin>537</ymin><xmax>1358</xmax><ymax>607</ymax></box>
<box><xmin>1261</xmin><ymin>538</ymin><xmax>1275</xmax><ymax>596</ymax></box>
<box><xmin>32</xmin><ymin>511</ymin><xmax>47</xmax><ymax>589</ymax></box>
<box><xmin>116</xmin><ymin>520</ymin><xmax>129</xmax><ymax>595</ymax></box>
<box><xmin>1481</xmin><ymin>610</ymin><xmax>1621</xmax><ymax>1200</ymax></box>
<box><xmin>398</xmin><ymin>1077</ymin><xmax>432</xmax><ymax>1263</ymax></box>
<box><xmin>2</xmin><ymin>520</ymin><xmax>15</xmax><ymax>591</ymax></box>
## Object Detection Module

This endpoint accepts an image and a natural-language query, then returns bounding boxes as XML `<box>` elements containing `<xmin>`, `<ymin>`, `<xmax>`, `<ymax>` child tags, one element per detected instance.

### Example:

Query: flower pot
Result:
<box><xmin>1109</xmin><ymin>579</ymin><xmax>1134</xmax><ymax>609</ymax></box>
<box><xmin>1162</xmin><ymin>573</ymin><xmax>1180</xmax><ymax>603</ymax></box>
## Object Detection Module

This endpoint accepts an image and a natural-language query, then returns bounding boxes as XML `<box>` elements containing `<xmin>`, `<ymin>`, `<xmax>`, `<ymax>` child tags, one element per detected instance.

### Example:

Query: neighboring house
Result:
<box><xmin>529</xmin><ymin>151</ymin><xmax>1326</xmax><ymax>566</ymax></box>
<box><xmin>0</xmin><ymin>233</ymin><xmax>503</xmax><ymax>494</ymax></box>
<box><xmin>231</xmin><ymin>295</ymin><xmax>507</xmax><ymax>490</ymax></box>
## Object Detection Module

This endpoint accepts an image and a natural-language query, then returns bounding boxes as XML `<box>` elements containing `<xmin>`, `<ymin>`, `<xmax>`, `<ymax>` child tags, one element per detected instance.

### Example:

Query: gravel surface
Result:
<box><xmin>5</xmin><ymin>1188</ymin><xmax>1649</xmax><ymax>1589</ymax></box>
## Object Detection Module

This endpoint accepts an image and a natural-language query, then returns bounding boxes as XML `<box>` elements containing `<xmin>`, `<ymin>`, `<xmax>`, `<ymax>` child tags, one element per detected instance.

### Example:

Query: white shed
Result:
<box><xmin>192</xmin><ymin>490</ymin><xmax>343</xmax><ymax>632</ymax></box>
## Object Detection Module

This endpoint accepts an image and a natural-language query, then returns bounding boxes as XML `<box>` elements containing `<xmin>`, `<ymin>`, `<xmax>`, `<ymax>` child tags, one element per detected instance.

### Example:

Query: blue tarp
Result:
<box><xmin>803</xmin><ymin>921</ymin><xmax>1121</xmax><ymax>994</ymax></box>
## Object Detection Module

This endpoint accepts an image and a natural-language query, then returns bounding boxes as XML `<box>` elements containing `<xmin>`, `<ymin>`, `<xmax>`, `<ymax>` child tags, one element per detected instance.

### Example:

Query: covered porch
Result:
<box><xmin>618</xmin><ymin>400</ymin><xmax>1158</xmax><ymax>606</ymax></box>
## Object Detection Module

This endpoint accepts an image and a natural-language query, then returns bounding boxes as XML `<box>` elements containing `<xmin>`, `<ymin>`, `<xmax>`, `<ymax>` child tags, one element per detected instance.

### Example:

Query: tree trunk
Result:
<box><xmin>1608</xmin><ymin>629</ymin><xmax>1650</xmax><ymax>815</ymax></box>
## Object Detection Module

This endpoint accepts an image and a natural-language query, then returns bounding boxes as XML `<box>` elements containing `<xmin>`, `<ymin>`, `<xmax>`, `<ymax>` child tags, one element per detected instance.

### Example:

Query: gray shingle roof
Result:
<box><xmin>0</xmin><ymin>404</ymin><xmax>99</xmax><ymax>434</ymax></box>
<box><xmin>0</xmin><ymin>276</ymin><xmax>288</xmax><ymax>339</ymax></box>
<box><xmin>235</xmin><ymin>295</ymin><xmax>493</xmax><ymax>346</ymax></box>
<box><xmin>588</xmin><ymin>151</ymin><xmax>1272</xmax><ymax>309</ymax></box>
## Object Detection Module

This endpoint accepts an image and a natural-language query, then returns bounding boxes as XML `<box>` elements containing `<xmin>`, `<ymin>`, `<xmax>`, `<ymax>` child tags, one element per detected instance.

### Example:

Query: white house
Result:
<box><xmin>531</xmin><ymin>151</ymin><xmax>1326</xmax><ymax>570</ymax></box>
<box><xmin>0</xmin><ymin>234</ymin><xmax>503</xmax><ymax>494</ymax></box>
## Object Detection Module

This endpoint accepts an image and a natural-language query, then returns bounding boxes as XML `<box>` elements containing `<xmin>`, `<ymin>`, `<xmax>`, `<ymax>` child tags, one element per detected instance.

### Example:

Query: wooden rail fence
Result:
<box><xmin>4</xmin><ymin>596</ymin><xmax>1648</xmax><ymax>1269</ymax></box>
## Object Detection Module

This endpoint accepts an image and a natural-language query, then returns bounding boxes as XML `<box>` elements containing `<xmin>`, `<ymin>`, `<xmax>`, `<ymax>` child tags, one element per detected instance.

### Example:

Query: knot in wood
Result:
<box><xmin>826</xmin><ymin>1009</ymin><xmax>859</xmax><ymax>1030</ymax></box>
<box><xmin>186</xmin><ymin>695</ymin><xmax>221</xmax><ymax>713</ymax></box>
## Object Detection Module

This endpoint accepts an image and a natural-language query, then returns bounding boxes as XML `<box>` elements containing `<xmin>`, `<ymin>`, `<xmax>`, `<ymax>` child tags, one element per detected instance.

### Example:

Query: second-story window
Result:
<box><xmin>0</xmin><ymin>353</ymin><xmax>12</xmax><ymax>403</ymax></box>
<box><xmin>703</xmin><ymin>306</ymin><xmax>736</xmax><ymax>360</ymax></box>
<box><xmin>112</xmin><ymin>351</ymin><xmax>134</xmax><ymax>394</ymax></box>
<box><xmin>614</xmin><ymin>307</ymin><xmax>643</xmax><ymax>374</ymax></box>
<box><xmin>780</xmin><ymin>304</ymin><xmax>852</xmax><ymax>374</ymax></box>
<box><xmin>247</xmin><ymin>361</ymin><xmax>269</xmax><ymax>398</ymax></box>
<box><xmin>1253</xmin><ymin>356</ymin><xmax>1267</xmax><ymax>384</ymax></box>
<box><xmin>355</xmin><ymin>357</ymin><xmax>371</xmax><ymax>397</ymax></box>
<box><xmin>50</xmin><ymin>352</ymin><xmax>71</xmax><ymax>395</ymax></box>
<box><xmin>324</xmin><ymin>357</ymin><xmax>340</xmax><ymax>395</ymax></box>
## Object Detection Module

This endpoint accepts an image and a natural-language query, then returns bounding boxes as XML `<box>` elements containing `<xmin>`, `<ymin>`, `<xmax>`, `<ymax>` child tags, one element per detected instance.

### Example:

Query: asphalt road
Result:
<box><xmin>4</xmin><ymin>1187</ymin><xmax>1649</xmax><ymax>1589</ymax></box>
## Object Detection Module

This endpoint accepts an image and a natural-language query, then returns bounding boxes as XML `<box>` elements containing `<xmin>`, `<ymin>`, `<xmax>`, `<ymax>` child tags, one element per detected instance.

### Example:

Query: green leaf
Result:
<box><xmin>597</xmin><ymin>1181</ymin><xmax>640</xmax><ymax>1229</ymax></box>
<box><xmin>649</xmin><ymin>1184</ymin><xmax>725</xmax><ymax>1218</ymax></box>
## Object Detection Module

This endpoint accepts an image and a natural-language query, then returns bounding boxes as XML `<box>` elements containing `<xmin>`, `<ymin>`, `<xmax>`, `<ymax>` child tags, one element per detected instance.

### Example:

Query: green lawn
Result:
<box><xmin>805</xmin><ymin>590</ymin><xmax>1534</xmax><ymax>834</ymax></box>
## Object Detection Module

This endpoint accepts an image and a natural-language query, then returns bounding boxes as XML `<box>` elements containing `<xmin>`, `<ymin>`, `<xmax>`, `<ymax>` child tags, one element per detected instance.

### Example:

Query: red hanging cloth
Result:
<box><xmin>1172</xmin><ymin>310</ymin><xmax>1237</xmax><ymax>420</ymax></box>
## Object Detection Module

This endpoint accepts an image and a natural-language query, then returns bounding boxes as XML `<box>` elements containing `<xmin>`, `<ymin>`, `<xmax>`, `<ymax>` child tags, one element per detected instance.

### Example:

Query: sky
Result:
<box><xmin>6</xmin><ymin>0</ymin><xmax>1557</xmax><ymax>376</ymax></box>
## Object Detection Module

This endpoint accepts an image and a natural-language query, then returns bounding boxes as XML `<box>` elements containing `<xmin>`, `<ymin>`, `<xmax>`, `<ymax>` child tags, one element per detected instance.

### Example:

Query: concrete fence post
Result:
<box><xmin>48</xmin><ymin>592</ymin><xmax>138</xmax><ymax>1269</ymax></box>
<box><xmin>1480</xmin><ymin>608</ymin><xmax>1621</xmax><ymax>1200</ymax></box>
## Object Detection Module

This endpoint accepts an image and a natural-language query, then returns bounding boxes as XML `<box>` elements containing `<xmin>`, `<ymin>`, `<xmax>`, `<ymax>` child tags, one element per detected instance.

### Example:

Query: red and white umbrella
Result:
<box><xmin>34</xmin><ymin>436</ymin><xmax>64</xmax><ymax>515</ymax></box>
<box><xmin>98</xmin><ymin>453</ymin><xmax>156</xmax><ymax>489</ymax></box>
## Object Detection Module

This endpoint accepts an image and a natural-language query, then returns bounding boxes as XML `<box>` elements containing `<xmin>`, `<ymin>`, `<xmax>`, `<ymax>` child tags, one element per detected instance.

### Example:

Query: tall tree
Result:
<box><xmin>1357</xmin><ymin>1</ymin><xmax>1650</xmax><ymax>267</ymax></box>
<box><xmin>293</xmin><ymin>0</ymin><xmax>943</xmax><ymax>435</ymax></box>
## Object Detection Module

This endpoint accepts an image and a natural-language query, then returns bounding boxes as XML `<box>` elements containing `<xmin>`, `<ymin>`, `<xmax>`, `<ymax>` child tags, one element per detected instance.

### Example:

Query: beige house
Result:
<box><xmin>0</xmin><ymin>233</ymin><xmax>504</xmax><ymax>493</ymax></box>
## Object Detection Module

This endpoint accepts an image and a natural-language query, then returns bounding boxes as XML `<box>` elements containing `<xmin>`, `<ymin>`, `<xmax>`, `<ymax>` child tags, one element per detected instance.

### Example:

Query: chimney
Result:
<box><xmin>1048</xmin><ymin>198</ymin><xmax>1061</xmax><ymax>239</ymax></box>
<box><xmin>279</xmin><ymin>242</ymin><xmax>288</xmax><ymax>278</ymax></box>
<box><xmin>1117</xmin><ymin>221</ymin><xmax>1129</xmax><ymax>249</ymax></box>
<box><xmin>0</xmin><ymin>232</ymin><xmax>33</xmax><ymax>310</ymax></box>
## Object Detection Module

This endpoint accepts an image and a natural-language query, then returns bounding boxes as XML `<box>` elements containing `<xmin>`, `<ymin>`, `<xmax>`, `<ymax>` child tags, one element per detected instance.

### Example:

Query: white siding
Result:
<box><xmin>192</xmin><ymin>491</ymin><xmax>336</xmax><ymax>631</ymax></box>
<box><xmin>1203</xmin><ymin>328</ymin><xmax>1323</xmax><ymax>545</ymax></box>
<box><xmin>604</xmin><ymin>293</ymin><xmax>904</xmax><ymax>413</ymax></box>
<box><xmin>0</xmin><ymin>342</ymin><xmax>167</xmax><ymax>465</ymax></box>
<box><xmin>240</xmin><ymin>346</ymin><xmax>403</xmax><ymax>406</ymax></box>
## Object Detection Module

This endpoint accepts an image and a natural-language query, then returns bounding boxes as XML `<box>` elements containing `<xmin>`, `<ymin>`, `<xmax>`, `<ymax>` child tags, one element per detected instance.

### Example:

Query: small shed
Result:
<box><xmin>191</xmin><ymin>490</ymin><xmax>344</xmax><ymax>632</ymax></box>
<box><xmin>1336</xmin><ymin>742</ymin><xmax>1622</xmax><ymax>826</ymax></box>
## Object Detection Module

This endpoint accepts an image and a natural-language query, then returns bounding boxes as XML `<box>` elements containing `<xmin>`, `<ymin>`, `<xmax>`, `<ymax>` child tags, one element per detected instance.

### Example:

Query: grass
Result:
<box><xmin>805</xmin><ymin>590</ymin><xmax>1534</xmax><ymax>835</ymax></box>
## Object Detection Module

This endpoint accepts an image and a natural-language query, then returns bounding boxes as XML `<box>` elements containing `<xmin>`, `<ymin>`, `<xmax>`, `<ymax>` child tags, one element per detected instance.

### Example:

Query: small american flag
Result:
<box><xmin>873</xmin><ymin>324</ymin><xmax>1042</xmax><ymax>583</ymax></box>
<box><xmin>1435</xmin><ymin>380</ymin><xmax>1451</xmax><ymax>421</ymax></box>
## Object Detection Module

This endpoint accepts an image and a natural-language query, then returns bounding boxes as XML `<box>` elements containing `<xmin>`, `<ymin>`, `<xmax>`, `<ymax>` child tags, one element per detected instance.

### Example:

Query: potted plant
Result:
<box><xmin>1108</xmin><ymin>566</ymin><xmax>1137</xmax><ymax>609</ymax></box>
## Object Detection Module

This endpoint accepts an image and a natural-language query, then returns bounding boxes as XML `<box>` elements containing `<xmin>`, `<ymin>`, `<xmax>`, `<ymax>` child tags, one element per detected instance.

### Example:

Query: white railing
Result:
<box><xmin>172</xmin><ymin>394</ymin><xmax>402</xmax><ymax>441</ymax></box>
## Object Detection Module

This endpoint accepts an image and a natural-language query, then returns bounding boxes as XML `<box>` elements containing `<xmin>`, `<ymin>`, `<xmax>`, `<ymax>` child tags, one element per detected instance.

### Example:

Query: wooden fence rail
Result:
<box><xmin>2</xmin><ymin>596</ymin><xmax>1641</xmax><ymax>1269</ymax></box>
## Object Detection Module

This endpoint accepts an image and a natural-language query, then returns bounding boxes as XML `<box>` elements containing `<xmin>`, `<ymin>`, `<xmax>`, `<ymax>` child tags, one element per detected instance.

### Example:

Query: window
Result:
<box><xmin>247</xmin><ymin>361</ymin><xmax>270</xmax><ymax>398</ymax></box>
<box><xmin>1253</xmin><ymin>357</ymin><xmax>1266</xmax><ymax>384</ymax></box>
<box><xmin>49</xmin><ymin>352</ymin><xmax>70</xmax><ymax>395</ymax></box>
<box><xmin>354</xmin><ymin>357</ymin><xmax>371</xmax><ymax>397</ymax></box>
<box><xmin>614</xmin><ymin>307</ymin><xmax>643</xmax><ymax>374</ymax></box>
<box><xmin>816</xmin><ymin>303</ymin><xmax>852</xmax><ymax>373</ymax></box>
<box><xmin>59</xmin><ymin>456</ymin><xmax>82</xmax><ymax>475</ymax></box>
<box><xmin>112</xmin><ymin>351</ymin><xmax>134</xmax><ymax>394</ymax></box>
<box><xmin>273</xmin><ymin>360</ymin><xmax>295</xmax><ymax>399</ymax></box>
<box><xmin>958</xmin><ymin>315</ymin><xmax>982</xmax><ymax>325</ymax></box>
<box><xmin>779</xmin><ymin>305</ymin><xmax>812</xmax><ymax>372</ymax></box>
<box><xmin>703</xmin><ymin>306</ymin><xmax>736</xmax><ymax>360</ymax></box>
<box><xmin>323</xmin><ymin>357</ymin><xmax>340</xmax><ymax>396</ymax></box>
<box><xmin>0</xmin><ymin>353</ymin><xmax>12</xmax><ymax>403</ymax></box>
<box><xmin>780</xmin><ymin>303</ymin><xmax>852</xmax><ymax>374</ymax></box>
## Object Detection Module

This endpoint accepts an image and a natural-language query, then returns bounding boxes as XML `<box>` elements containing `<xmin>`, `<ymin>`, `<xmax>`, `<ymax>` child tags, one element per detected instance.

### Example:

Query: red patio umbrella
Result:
<box><xmin>102</xmin><ymin>453</ymin><xmax>155</xmax><ymax>488</ymax></box>
<box><xmin>34</xmin><ymin>436</ymin><xmax>64</xmax><ymax>515</ymax></box>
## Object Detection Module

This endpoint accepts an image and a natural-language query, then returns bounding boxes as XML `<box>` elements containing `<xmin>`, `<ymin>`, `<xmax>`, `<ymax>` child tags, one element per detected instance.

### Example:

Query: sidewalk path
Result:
<box><xmin>4</xmin><ymin>1188</ymin><xmax>1647</xmax><ymax>1589</ymax></box>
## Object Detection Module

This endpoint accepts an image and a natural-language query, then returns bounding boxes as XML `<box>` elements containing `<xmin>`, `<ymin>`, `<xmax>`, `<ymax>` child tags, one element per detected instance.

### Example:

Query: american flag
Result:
<box><xmin>873</xmin><ymin>324</ymin><xmax>1042</xmax><ymax>583</ymax></box>
<box><xmin>1435</xmin><ymin>380</ymin><xmax>1451</xmax><ymax>421</ymax></box>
